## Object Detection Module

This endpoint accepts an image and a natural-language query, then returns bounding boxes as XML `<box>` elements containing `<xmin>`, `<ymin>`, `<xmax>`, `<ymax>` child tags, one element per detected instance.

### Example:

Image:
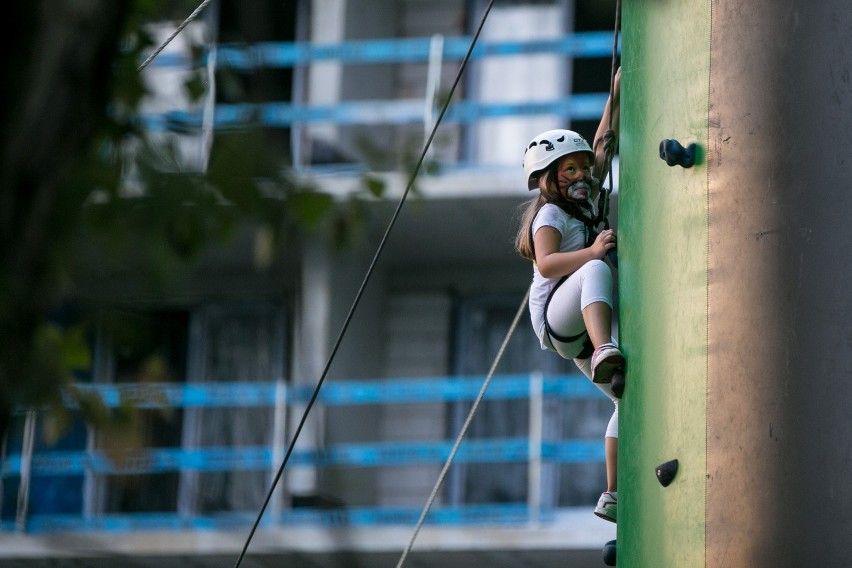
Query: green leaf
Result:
<box><xmin>60</xmin><ymin>326</ymin><xmax>92</xmax><ymax>372</ymax></box>
<box><xmin>290</xmin><ymin>191</ymin><xmax>334</xmax><ymax>227</ymax></box>
<box><xmin>363</xmin><ymin>175</ymin><xmax>385</xmax><ymax>198</ymax></box>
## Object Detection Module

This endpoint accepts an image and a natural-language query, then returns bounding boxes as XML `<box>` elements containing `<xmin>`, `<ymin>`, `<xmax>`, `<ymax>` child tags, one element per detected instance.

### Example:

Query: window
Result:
<box><xmin>91</xmin><ymin>309</ymin><xmax>189</xmax><ymax>514</ymax></box>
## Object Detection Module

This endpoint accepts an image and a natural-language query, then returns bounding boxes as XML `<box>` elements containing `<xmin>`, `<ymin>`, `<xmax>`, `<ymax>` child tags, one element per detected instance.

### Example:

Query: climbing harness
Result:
<box><xmin>548</xmin><ymin>191</ymin><xmax>600</xmax><ymax>248</ymax></box>
<box><xmin>528</xmin><ymin>196</ymin><xmax>597</xmax><ymax>360</ymax></box>
<box><xmin>542</xmin><ymin>275</ymin><xmax>595</xmax><ymax>359</ymax></box>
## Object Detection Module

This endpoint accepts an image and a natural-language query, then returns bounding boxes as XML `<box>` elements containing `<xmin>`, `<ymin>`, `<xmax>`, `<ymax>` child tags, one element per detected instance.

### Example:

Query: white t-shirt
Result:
<box><xmin>528</xmin><ymin>202</ymin><xmax>594</xmax><ymax>349</ymax></box>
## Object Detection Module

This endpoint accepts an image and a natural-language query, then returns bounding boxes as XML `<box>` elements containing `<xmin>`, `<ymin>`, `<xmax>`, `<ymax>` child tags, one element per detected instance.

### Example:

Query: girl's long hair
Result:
<box><xmin>515</xmin><ymin>193</ymin><xmax>547</xmax><ymax>262</ymax></box>
<box><xmin>515</xmin><ymin>166</ymin><xmax>556</xmax><ymax>262</ymax></box>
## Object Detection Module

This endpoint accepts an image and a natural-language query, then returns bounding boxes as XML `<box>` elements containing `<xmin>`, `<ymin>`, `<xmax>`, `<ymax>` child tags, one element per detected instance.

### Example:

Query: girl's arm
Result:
<box><xmin>534</xmin><ymin>226</ymin><xmax>616</xmax><ymax>278</ymax></box>
<box><xmin>593</xmin><ymin>66</ymin><xmax>621</xmax><ymax>192</ymax></box>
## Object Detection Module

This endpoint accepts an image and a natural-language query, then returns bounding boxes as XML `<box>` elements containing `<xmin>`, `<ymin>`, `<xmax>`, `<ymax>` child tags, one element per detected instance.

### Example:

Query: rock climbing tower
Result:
<box><xmin>618</xmin><ymin>0</ymin><xmax>852</xmax><ymax>566</ymax></box>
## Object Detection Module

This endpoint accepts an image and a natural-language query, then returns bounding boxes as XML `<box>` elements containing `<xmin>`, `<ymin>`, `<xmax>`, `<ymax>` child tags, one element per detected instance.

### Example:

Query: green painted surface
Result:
<box><xmin>617</xmin><ymin>1</ymin><xmax>710</xmax><ymax>566</ymax></box>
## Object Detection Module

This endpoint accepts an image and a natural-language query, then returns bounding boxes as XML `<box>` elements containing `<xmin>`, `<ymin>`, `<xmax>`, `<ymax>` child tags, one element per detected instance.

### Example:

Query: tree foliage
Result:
<box><xmin>0</xmin><ymin>1</ymin><xmax>382</xmax><ymax>444</ymax></box>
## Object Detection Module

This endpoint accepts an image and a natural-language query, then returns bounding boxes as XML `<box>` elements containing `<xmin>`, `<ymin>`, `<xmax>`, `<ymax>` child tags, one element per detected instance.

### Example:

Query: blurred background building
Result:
<box><xmin>1</xmin><ymin>0</ymin><xmax>620</xmax><ymax>565</ymax></box>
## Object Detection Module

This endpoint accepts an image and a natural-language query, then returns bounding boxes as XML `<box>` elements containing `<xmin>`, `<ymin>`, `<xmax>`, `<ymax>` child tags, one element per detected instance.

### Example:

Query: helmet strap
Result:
<box><xmin>535</xmin><ymin>163</ymin><xmax>596</xmax><ymax>246</ymax></box>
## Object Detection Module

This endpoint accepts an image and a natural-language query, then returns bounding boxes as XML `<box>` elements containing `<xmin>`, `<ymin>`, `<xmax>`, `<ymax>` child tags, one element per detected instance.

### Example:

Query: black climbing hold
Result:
<box><xmin>611</xmin><ymin>368</ymin><xmax>625</xmax><ymax>399</ymax></box>
<box><xmin>659</xmin><ymin>139</ymin><xmax>697</xmax><ymax>168</ymax></box>
<box><xmin>655</xmin><ymin>459</ymin><xmax>679</xmax><ymax>487</ymax></box>
<box><xmin>602</xmin><ymin>539</ymin><xmax>617</xmax><ymax>566</ymax></box>
<box><xmin>606</xmin><ymin>248</ymin><xmax>618</xmax><ymax>269</ymax></box>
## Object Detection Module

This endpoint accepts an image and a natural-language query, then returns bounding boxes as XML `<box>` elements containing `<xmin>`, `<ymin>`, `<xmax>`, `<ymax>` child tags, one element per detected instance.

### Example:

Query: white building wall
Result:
<box><xmin>377</xmin><ymin>293</ymin><xmax>452</xmax><ymax>506</ymax></box>
<box><xmin>305</xmin><ymin>0</ymin><xmax>347</xmax><ymax>159</ymax></box>
<box><xmin>288</xmin><ymin>239</ymin><xmax>332</xmax><ymax>496</ymax></box>
<box><xmin>294</xmin><ymin>235</ymin><xmax>388</xmax><ymax>505</ymax></box>
<box><xmin>290</xmin><ymin>233</ymin><xmax>388</xmax><ymax>500</ymax></box>
<box><xmin>474</xmin><ymin>4</ymin><xmax>571</xmax><ymax>166</ymax></box>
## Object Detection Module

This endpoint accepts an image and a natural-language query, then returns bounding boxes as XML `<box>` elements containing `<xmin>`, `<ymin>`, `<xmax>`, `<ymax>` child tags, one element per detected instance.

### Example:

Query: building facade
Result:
<box><xmin>1</xmin><ymin>1</ymin><xmax>620</xmax><ymax>565</ymax></box>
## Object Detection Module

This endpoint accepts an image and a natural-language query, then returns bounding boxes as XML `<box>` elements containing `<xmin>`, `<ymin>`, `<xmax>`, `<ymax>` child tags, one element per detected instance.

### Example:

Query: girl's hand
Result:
<box><xmin>590</xmin><ymin>229</ymin><xmax>617</xmax><ymax>259</ymax></box>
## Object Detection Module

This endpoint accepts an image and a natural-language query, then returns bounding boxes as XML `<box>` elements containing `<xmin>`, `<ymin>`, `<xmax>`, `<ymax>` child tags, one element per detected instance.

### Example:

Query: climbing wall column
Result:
<box><xmin>706</xmin><ymin>2</ymin><xmax>852</xmax><ymax>566</ymax></box>
<box><xmin>620</xmin><ymin>1</ymin><xmax>852</xmax><ymax>566</ymax></box>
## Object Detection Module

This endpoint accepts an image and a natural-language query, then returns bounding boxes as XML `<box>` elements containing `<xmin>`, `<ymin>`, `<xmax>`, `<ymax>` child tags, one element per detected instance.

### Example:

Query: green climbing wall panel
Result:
<box><xmin>618</xmin><ymin>0</ymin><xmax>710</xmax><ymax>566</ymax></box>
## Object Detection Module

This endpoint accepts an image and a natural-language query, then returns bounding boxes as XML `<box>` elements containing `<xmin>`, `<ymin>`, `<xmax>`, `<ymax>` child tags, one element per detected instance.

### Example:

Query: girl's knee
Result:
<box><xmin>578</xmin><ymin>259</ymin><xmax>613</xmax><ymax>291</ymax></box>
<box><xmin>584</xmin><ymin>258</ymin><xmax>609</xmax><ymax>275</ymax></box>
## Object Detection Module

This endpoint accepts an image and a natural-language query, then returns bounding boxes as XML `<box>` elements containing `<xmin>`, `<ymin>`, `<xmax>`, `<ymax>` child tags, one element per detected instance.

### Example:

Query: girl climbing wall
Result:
<box><xmin>515</xmin><ymin>68</ymin><xmax>622</xmax><ymax>523</ymax></box>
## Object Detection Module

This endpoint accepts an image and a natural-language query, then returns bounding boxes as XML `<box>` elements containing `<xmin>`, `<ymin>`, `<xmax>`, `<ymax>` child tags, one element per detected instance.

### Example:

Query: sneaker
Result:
<box><xmin>591</xmin><ymin>343</ymin><xmax>625</xmax><ymax>384</ymax></box>
<box><xmin>595</xmin><ymin>491</ymin><xmax>617</xmax><ymax>523</ymax></box>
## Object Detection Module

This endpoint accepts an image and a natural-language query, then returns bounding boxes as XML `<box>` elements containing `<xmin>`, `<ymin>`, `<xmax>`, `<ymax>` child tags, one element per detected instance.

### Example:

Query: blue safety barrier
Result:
<box><xmin>1</xmin><ymin>439</ymin><xmax>603</xmax><ymax>476</ymax></box>
<box><xmin>61</xmin><ymin>374</ymin><xmax>602</xmax><ymax>409</ymax></box>
<box><xmin>140</xmin><ymin>93</ymin><xmax>608</xmax><ymax>130</ymax></box>
<box><xmin>140</xmin><ymin>33</ymin><xmax>616</xmax><ymax>131</ymax></box>
<box><xmin>4</xmin><ymin>374</ymin><xmax>606</xmax><ymax>476</ymax></box>
<box><xmin>20</xmin><ymin>504</ymin><xmax>539</xmax><ymax>534</ymax></box>
<box><xmin>64</xmin><ymin>382</ymin><xmax>281</xmax><ymax>409</ymax></box>
<box><xmin>147</xmin><ymin>33</ymin><xmax>618</xmax><ymax>69</ymax></box>
<box><xmin>3</xmin><ymin>374</ymin><xmax>608</xmax><ymax>534</ymax></box>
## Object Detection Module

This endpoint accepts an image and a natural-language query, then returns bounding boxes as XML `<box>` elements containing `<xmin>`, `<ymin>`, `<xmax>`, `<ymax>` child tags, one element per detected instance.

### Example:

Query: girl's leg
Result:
<box><xmin>547</xmin><ymin>259</ymin><xmax>622</xmax><ymax>383</ymax></box>
<box><xmin>546</xmin><ymin>259</ymin><xmax>614</xmax><ymax>356</ymax></box>
<box><xmin>583</xmin><ymin>300</ymin><xmax>613</xmax><ymax>349</ymax></box>
<box><xmin>548</xmin><ymin>262</ymin><xmax>622</xmax><ymax>521</ymax></box>
<box><xmin>605</xmin><ymin>436</ymin><xmax>617</xmax><ymax>493</ymax></box>
<box><xmin>575</xmin><ymin>359</ymin><xmax>620</xmax><ymax>446</ymax></box>
<box><xmin>577</xmin><ymin>352</ymin><xmax>620</xmax><ymax>522</ymax></box>
<box><xmin>601</xmin><ymin>385</ymin><xmax>619</xmax><ymax>493</ymax></box>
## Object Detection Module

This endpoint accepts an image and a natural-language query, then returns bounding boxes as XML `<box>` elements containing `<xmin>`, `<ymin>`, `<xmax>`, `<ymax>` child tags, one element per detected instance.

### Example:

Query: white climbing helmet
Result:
<box><xmin>523</xmin><ymin>129</ymin><xmax>594</xmax><ymax>190</ymax></box>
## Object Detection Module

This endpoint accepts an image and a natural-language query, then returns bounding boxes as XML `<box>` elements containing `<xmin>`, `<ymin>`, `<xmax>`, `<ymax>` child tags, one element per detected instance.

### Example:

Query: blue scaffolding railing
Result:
<box><xmin>141</xmin><ymin>32</ymin><xmax>616</xmax><ymax>131</ymax></box>
<box><xmin>2</xmin><ymin>374</ymin><xmax>608</xmax><ymax>534</ymax></box>
<box><xmin>147</xmin><ymin>33</ymin><xmax>617</xmax><ymax>68</ymax></box>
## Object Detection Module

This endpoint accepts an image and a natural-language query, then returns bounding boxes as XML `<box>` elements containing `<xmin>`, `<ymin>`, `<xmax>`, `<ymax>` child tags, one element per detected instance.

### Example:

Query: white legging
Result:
<box><xmin>574</xmin><ymin>356</ymin><xmax>619</xmax><ymax>439</ymax></box>
<box><xmin>545</xmin><ymin>259</ymin><xmax>619</xmax><ymax>438</ymax></box>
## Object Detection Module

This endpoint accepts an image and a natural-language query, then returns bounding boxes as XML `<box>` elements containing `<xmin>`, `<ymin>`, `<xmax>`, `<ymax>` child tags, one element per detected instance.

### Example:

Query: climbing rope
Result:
<box><xmin>592</xmin><ymin>0</ymin><xmax>621</xmax><ymax>275</ymax></box>
<box><xmin>137</xmin><ymin>0</ymin><xmax>215</xmax><ymax>72</ymax></box>
<box><xmin>398</xmin><ymin>4</ymin><xmax>622</xmax><ymax>564</ymax></box>
<box><xmin>137</xmin><ymin>0</ymin><xmax>617</xmax><ymax>563</ymax></box>
<box><xmin>595</xmin><ymin>0</ymin><xmax>622</xmax><ymax>234</ymax></box>
<box><xmin>233</xmin><ymin>2</ymin><xmax>496</xmax><ymax>566</ymax></box>
<box><xmin>395</xmin><ymin>287</ymin><xmax>529</xmax><ymax>568</ymax></box>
